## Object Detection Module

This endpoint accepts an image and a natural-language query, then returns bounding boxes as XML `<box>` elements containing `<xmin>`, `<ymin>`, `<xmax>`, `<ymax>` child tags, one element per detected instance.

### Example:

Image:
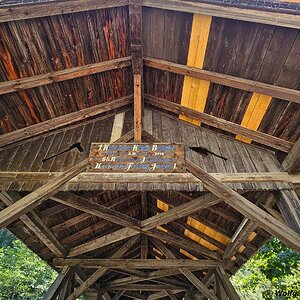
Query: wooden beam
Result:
<box><xmin>186</xmin><ymin>161</ymin><xmax>300</xmax><ymax>253</ymax></box>
<box><xmin>43</xmin><ymin>267</ymin><xmax>73</xmax><ymax>300</ymax></box>
<box><xmin>165</xmin><ymin>290</ymin><xmax>178</xmax><ymax>300</ymax></box>
<box><xmin>54</xmin><ymin>259</ymin><xmax>225</xmax><ymax>269</ymax></box>
<box><xmin>0</xmin><ymin>95</ymin><xmax>133</xmax><ymax>149</ymax></box>
<box><xmin>141</xmin><ymin>0</ymin><xmax>300</xmax><ymax>29</ymax></box>
<box><xmin>0</xmin><ymin>171</ymin><xmax>297</xmax><ymax>186</ymax></box>
<box><xmin>0</xmin><ymin>0</ymin><xmax>128</xmax><ymax>23</ymax></box>
<box><xmin>283</xmin><ymin>137</ymin><xmax>300</xmax><ymax>173</ymax></box>
<box><xmin>108</xmin><ymin>284</ymin><xmax>186</xmax><ymax>291</ymax></box>
<box><xmin>0</xmin><ymin>159</ymin><xmax>88</xmax><ymax>228</ymax></box>
<box><xmin>144</xmin><ymin>57</ymin><xmax>300</xmax><ymax>105</ymax></box>
<box><xmin>145</xmin><ymin>94</ymin><xmax>292</xmax><ymax>152</ymax></box>
<box><xmin>215</xmin><ymin>267</ymin><xmax>240</xmax><ymax>300</ymax></box>
<box><xmin>141</xmin><ymin>192</ymin><xmax>149</xmax><ymax>259</ymax></box>
<box><xmin>51</xmin><ymin>192</ymin><xmax>141</xmax><ymax>231</ymax></box>
<box><xmin>66</xmin><ymin>235</ymin><xmax>140</xmax><ymax>300</ymax></box>
<box><xmin>0</xmin><ymin>191</ymin><xmax>66</xmax><ymax>257</ymax></box>
<box><xmin>0</xmin><ymin>57</ymin><xmax>131</xmax><ymax>96</ymax></box>
<box><xmin>112</xmin><ymin>290</ymin><xmax>125</xmax><ymax>300</ymax></box>
<box><xmin>148</xmin><ymin>291</ymin><xmax>182</xmax><ymax>300</ymax></box>
<box><xmin>134</xmin><ymin>74</ymin><xmax>142</xmax><ymax>142</ymax></box>
<box><xmin>273</xmin><ymin>190</ymin><xmax>300</xmax><ymax>233</ymax></box>
<box><xmin>151</xmin><ymin>238</ymin><xmax>218</xmax><ymax>300</ymax></box>
<box><xmin>223</xmin><ymin>218</ymin><xmax>256</xmax><ymax>259</ymax></box>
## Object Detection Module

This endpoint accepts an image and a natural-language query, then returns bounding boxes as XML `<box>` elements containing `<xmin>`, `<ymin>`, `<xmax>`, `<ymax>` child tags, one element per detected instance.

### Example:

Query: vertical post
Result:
<box><xmin>134</xmin><ymin>74</ymin><xmax>142</xmax><ymax>142</ymax></box>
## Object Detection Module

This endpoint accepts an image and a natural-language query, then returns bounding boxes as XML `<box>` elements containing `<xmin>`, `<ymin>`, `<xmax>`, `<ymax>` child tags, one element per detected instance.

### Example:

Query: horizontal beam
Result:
<box><xmin>144</xmin><ymin>57</ymin><xmax>300</xmax><ymax>104</ymax></box>
<box><xmin>0</xmin><ymin>57</ymin><xmax>131</xmax><ymax>96</ymax></box>
<box><xmin>0</xmin><ymin>171</ymin><xmax>297</xmax><ymax>185</ymax></box>
<box><xmin>141</xmin><ymin>0</ymin><xmax>300</xmax><ymax>29</ymax></box>
<box><xmin>145</xmin><ymin>94</ymin><xmax>293</xmax><ymax>152</ymax></box>
<box><xmin>0</xmin><ymin>95</ymin><xmax>133</xmax><ymax>149</ymax></box>
<box><xmin>0</xmin><ymin>0</ymin><xmax>128</xmax><ymax>23</ymax></box>
<box><xmin>53</xmin><ymin>259</ymin><xmax>226</xmax><ymax>269</ymax></box>
<box><xmin>108</xmin><ymin>284</ymin><xmax>187</xmax><ymax>291</ymax></box>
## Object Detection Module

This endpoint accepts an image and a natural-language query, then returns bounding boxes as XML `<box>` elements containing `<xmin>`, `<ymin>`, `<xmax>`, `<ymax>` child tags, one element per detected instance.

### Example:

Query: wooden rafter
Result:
<box><xmin>0</xmin><ymin>0</ymin><xmax>129</xmax><ymax>23</ymax></box>
<box><xmin>141</xmin><ymin>0</ymin><xmax>300</xmax><ymax>29</ymax></box>
<box><xmin>144</xmin><ymin>57</ymin><xmax>300</xmax><ymax>104</ymax></box>
<box><xmin>0</xmin><ymin>95</ymin><xmax>133</xmax><ymax>149</ymax></box>
<box><xmin>0</xmin><ymin>191</ymin><xmax>66</xmax><ymax>257</ymax></box>
<box><xmin>145</xmin><ymin>94</ymin><xmax>293</xmax><ymax>152</ymax></box>
<box><xmin>0</xmin><ymin>57</ymin><xmax>131</xmax><ymax>96</ymax></box>
<box><xmin>283</xmin><ymin>137</ymin><xmax>300</xmax><ymax>173</ymax></box>
<box><xmin>0</xmin><ymin>159</ymin><xmax>88</xmax><ymax>228</ymax></box>
<box><xmin>215</xmin><ymin>267</ymin><xmax>240</xmax><ymax>300</ymax></box>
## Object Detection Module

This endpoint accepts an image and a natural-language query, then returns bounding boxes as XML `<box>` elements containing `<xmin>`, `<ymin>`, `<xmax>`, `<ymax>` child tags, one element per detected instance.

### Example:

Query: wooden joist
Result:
<box><xmin>0</xmin><ymin>95</ymin><xmax>133</xmax><ymax>149</ymax></box>
<box><xmin>186</xmin><ymin>161</ymin><xmax>300</xmax><ymax>253</ymax></box>
<box><xmin>0</xmin><ymin>159</ymin><xmax>88</xmax><ymax>228</ymax></box>
<box><xmin>144</xmin><ymin>57</ymin><xmax>300</xmax><ymax>105</ymax></box>
<box><xmin>54</xmin><ymin>259</ymin><xmax>226</xmax><ymax>269</ymax></box>
<box><xmin>0</xmin><ymin>191</ymin><xmax>66</xmax><ymax>257</ymax></box>
<box><xmin>141</xmin><ymin>0</ymin><xmax>300</xmax><ymax>29</ymax></box>
<box><xmin>0</xmin><ymin>0</ymin><xmax>129</xmax><ymax>23</ymax></box>
<box><xmin>0</xmin><ymin>57</ymin><xmax>131</xmax><ymax>96</ymax></box>
<box><xmin>145</xmin><ymin>94</ymin><xmax>293</xmax><ymax>152</ymax></box>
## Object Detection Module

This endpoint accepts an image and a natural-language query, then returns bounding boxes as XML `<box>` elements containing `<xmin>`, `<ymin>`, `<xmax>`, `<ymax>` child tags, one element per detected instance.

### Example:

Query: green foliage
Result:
<box><xmin>0</xmin><ymin>230</ymin><xmax>57</xmax><ymax>300</ymax></box>
<box><xmin>231</xmin><ymin>238</ymin><xmax>300</xmax><ymax>300</ymax></box>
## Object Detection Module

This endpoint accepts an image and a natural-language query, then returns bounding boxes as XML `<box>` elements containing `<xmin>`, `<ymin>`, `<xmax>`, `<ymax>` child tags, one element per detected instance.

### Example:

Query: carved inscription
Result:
<box><xmin>88</xmin><ymin>143</ymin><xmax>185</xmax><ymax>173</ymax></box>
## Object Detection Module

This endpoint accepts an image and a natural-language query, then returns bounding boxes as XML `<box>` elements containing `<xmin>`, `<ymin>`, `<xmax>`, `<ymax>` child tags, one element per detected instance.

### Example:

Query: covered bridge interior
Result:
<box><xmin>0</xmin><ymin>0</ymin><xmax>300</xmax><ymax>299</ymax></box>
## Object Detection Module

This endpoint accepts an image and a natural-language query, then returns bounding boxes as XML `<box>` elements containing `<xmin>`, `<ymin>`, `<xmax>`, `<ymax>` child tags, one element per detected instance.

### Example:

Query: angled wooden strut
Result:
<box><xmin>143</xmin><ymin>130</ymin><xmax>300</xmax><ymax>253</ymax></box>
<box><xmin>0</xmin><ymin>159</ymin><xmax>88</xmax><ymax>228</ymax></box>
<box><xmin>0</xmin><ymin>191</ymin><xmax>66</xmax><ymax>257</ymax></box>
<box><xmin>65</xmin><ymin>235</ymin><xmax>140</xmax><ymax>300</ymax></box>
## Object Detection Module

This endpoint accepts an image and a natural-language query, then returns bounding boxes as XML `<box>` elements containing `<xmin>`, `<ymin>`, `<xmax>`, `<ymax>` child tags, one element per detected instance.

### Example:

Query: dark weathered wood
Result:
<box><xmin>0</xmin><ymin>0</ymin><xmax>128</xmax><ymax>23</ymax></box>
<box><xmin>283</xmin><ymin>137</ymin><xmax>300</xmax><ymax>173</ymax></box>
<box><xmin>54</xmin><ymin>259</ymin><xmax>225</xmax><ymax>269</ymax></box>
<box><xmin>273</xmin><ymin>190</ymin><xmax>300</xmax><ymax>233</ymax></box>
<box><xmin>0</xmin><ymin>159</ymin><xmax>88</xmax><ymax>228</ymax></box>
<box><xmin>134</xmin><ymin>75</ymin><xmax>143</xmax><ymax>142</ymax></box>
<box><xmin>0</xmin><ymin>191</ymin><xmax>66</xmax><ymax>257</ymax></box>
<box><xmin>66</xmin><ymin>235</ymin><xmax>140</xmax><ymax>300</ymax></box>
<box><xmin>0</xmin><ymin>57</ymin><xmax>131</xmax><ymax>96</ymax></box>
<box><xmin>145</xmin><ymin>95</ymin><xmax>293</xmax><ymax>153</ymax></box>
<box><xmin>215</xmin><ymin>267</ymin><xmax>240</xmax><ymax>300</ymax></box>
<box><xmin>144</xmin><ymin>57</ymin><xmax>300</xmax><ymax>104</ymax></box>
<box><xmin>186</xmin><ymin>161</ymin><xmax>300</xmax><ymax>253</ymax></box>
<box><xmin>0</xmin><ymin>95</ymin><xmax>133</xmax><ymax>149</ymax></box>
<box><xmin>141</xmin><ymin>0</ymin><xmax>300</xmax><ymax>29</ymax></box>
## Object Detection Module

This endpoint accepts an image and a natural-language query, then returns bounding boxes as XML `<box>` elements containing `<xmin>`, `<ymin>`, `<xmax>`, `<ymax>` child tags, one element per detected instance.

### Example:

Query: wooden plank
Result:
<box><xmin>0</xmin><ymin>57</ymin><xmax>131</xmax><ymax>96</ymax></box>
<box><xmin>215</xmin><ymin>267</ymin><xmax>240</xmax><ymax>300</ymax></box>
<box><xmin>134</xmin><ymin>74</ymin><xmax>143</xmax><ymax>142</ymax></box>
<box><xmin>283</xmin><ymin>136</ymin><xmax>300</xmax><ymax>173</ymax></box>
<box><xmin>141</xmin><ymin>0</ymin><xmax>300</xmax><ymax>29</ymax></box>
<box><xmin>145</xmin><ymin>95</ymin><xmax>293</xmax><ymax>152</ymax></box>
<box><xmin>186</xmin><ymin>160</ymin><xmax>300</xmax><ymax>253</ymax></box>
<box><xmin>110</xmin><ymin>113</ymin><xmax>126</xmax><ymax>143</ymax></box>
<box><xmin>0</xmin><ymin>159</ymin><xmax>88</xmax><ymax>228</ymax></box>
<box><xmin>0</xmin><ymin>191</ymin><xmax>66</xmax><ymax>257</ymax></box>
<box><xmin>54</xmin><ymin>259</ymin><xmax>226</xmax><ymax>269</ymax></box>
<box><xmin>0</xmin><ymin>95</ymin><xmax>133</xmax><ymax>149</ymax></box>
<box><xmin>144</xmin><ymin>57</ymin><xmax>300</xmax><ymax>104</ymax></box>
<box><xmin>0</xmin><ymin>0</ymin><xmax>129</xmax><ymax>23</ymax></box>
<box><xmin>66</xmin><ymin>235</ymin><xmax>140</xmax><ymax>300</ymax></box>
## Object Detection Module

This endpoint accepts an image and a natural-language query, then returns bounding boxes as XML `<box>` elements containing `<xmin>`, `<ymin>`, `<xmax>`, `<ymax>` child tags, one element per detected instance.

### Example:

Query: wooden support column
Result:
<box><xmin>0</xmin><ymin>159</ymin><xmax>88</xmax><ymax>228</ymax></box>
<box><xmin>273</xmin><ymin>190</ymin><xmax>300</xmax><ymax>233</ymax></box>
<box><xmin>129</xmin><ymin>0</ymin><xmax>143</xmax><ymax>142</ymax></box>
<box><xmin>66</xmin><ymin>235</ymin><xmax>140</xmax><ymax>300</ymax></box>
<box><xmin>215</xmin><ymin>267</ymin><xmax>240</xmax><ymax>300</ymax></box>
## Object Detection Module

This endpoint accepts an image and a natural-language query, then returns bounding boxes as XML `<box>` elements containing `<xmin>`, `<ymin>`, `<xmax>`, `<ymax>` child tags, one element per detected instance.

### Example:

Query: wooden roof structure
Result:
<box><xmin>0</xmin><ymin>0</ymin><xmax>300</xmax><ymax>299</ymax></box>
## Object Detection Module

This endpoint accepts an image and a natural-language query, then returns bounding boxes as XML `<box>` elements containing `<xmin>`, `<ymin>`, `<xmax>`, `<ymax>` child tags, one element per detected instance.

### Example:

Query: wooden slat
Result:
<box><xmin>145</xmin><ymin>95</ymin><xmax>293</xmax><ymax>152</ymax></box>
<box><xmin>141</xmin><ymin>0</ymin><xmax>300</xmax><ymax>29</ymax></box>
<box><xmin>0</xmin><ymin>0</ymin><xmax>129</xmax><ymax>23</ymax></box>
<box><xmin>0</xmin><ymin>57</ymin><xmax>131</xmax><ymax>96</ymax></box>
<box><xmin>144</xmin><ymin>57</ymin><xmax>300</xmax><ymax>104</ymax></box>
<box><xmin>0</xmin><ymin>95</ymin><xmax>133</xmax><ymax>149</ymax></box>
<box><xmin>0</xmin><ymin>159</ymin><xmax>88</xmax><ymax>228</ymax></box>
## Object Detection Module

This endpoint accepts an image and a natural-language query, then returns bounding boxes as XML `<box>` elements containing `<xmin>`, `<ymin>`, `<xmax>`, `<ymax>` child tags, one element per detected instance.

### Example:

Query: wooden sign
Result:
<box><xmin>88</xmin><ymin>143</ymin><xmax>185</xmax><ymax>173</ymax></box>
